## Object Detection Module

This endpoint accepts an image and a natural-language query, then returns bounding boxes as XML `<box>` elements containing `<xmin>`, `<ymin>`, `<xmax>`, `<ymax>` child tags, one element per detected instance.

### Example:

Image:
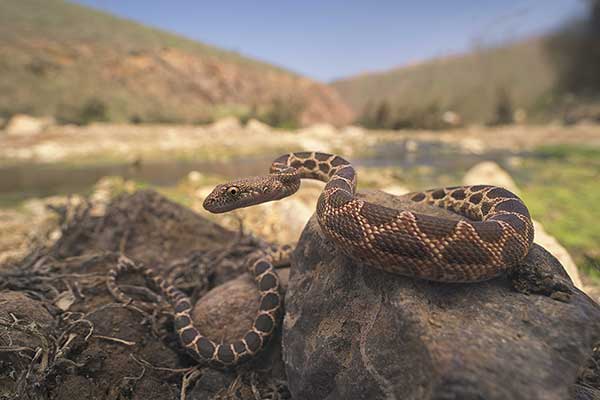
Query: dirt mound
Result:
<box><xmin>0</xmin><ymin>190</ymin><xmax>290</xmax><ymax>399</ymax></box>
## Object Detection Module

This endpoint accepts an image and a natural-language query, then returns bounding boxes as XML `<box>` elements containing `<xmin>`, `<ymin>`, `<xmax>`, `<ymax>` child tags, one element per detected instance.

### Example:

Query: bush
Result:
<box><xmin>358</xmin><ymin>100</ymin><xmax>394</xmax><ymax>129</ymax></box>
<box><xmin>488</xmin><ymin>88</ymin><xmax>514</xmax><ymax>126</ymax></box>
<box><xmin>57</xmin><ymin>98</ymin><xmax>109</xmax><ymax>125</ymax></box>
<box><xmin>78</xmin><ymin>98</ymin><xmax>108</xmax><ymax>124</ymax></box>
<box><xmin>129</xmin><ymin>114</ymin><xmax>143</xmax><ymax>124</ymax></box>
<box><xmin>358</xmin><ymin>100</ymin><xmax>452</xmax><ymax>130</ymax></box>
<box><xmin>254</xmin><ymin>98</ymin><xmax>304</xmax><ymax>129</ymax></box>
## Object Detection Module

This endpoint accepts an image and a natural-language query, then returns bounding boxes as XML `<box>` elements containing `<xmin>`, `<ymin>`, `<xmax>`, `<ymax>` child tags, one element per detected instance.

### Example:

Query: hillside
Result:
<box><xmin>331</xmin><ymin>38</ymin><xmax>561</xmax><ymax>125</ymax></box>
<box><xmin>0</xmin><ymin>0</ymin><xmax>353</xmax><ymax>126</ymax></box>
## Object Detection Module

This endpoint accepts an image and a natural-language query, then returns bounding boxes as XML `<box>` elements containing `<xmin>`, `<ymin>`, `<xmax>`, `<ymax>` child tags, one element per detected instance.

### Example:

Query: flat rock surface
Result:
<box><xmin>283</xmin><ymin>190</ymin><xmax>600</xmax><ymax>400</ymax></box>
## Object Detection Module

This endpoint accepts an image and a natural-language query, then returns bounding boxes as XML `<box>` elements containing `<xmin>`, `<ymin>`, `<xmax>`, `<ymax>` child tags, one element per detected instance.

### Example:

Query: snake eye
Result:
<box><xmin>227</xmin><ymin>186</ymin><xmax>239</xmax><ymax>196</ymax></box>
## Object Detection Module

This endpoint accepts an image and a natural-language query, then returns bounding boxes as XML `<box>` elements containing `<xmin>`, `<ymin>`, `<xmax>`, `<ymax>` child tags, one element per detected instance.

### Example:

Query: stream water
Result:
<box><xmin>0</xmin><ymin>140</ymin><xmax>525</xmax><ymax>204</ymax></box>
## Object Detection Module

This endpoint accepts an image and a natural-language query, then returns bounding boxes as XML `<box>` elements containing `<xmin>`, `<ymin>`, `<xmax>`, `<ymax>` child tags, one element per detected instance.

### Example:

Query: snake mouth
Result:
<box><xmin>202</xmin><ymin>197</ymin><xmax>235</xmax><ymax>213</ymax></box>
<box><xmin>203</xmin><ymin>190</ymin><xmax>281</xmax><ymax>214</ymax></box>
<box><xmin>202</xmin><ymin>202</ymin><xmax>228</xmax><ymax>213</ymax></box>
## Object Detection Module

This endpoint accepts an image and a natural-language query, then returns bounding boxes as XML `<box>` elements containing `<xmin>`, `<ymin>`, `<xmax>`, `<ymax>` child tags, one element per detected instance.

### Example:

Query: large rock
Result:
<box><xmin>283</xmin><ymin>190</ymin><xmax>600</xmax><ymax>400</ymax></box>
<box><xmin>463</xmin><ymin>161</ymin><xmax>519</xmax><ymax>193</ymax></box>
<box><xmin>245</xmin><ymin>118</ymin><xmax>272</xmax><ymax>134</ymax></box>
<box><xmin>340</xmin><ymin>125</ymin><xmax>367</xmax><ymax>138</ymax></box>
<box><xmin>192</xmin><ymin>270</ymin><xmax>290</xmax><ymax>341</ymax></box>
<box><xmin>533</xmin><ymin>220</ymin><xmax>584</xmax><ymax>290</ymax></box>
<box><xmin>5</xmin><ymin>114</ymin><xmax>54</xmax><ymax>136</ymax></box>
<box><xmin>298</xmin><ymin>123</ymin><xmax>338</xmax><ymax>137</ymax></box>
<box><xmin>208</xmin><ymin>116</ymin><xmax>242</xmax><ymax>133</ymax></box>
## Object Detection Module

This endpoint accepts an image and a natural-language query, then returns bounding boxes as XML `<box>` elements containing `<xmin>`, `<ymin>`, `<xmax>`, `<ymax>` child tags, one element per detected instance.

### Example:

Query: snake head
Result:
<box><xmin>203</xmin><ymin>175</ymin><xmax>299</xmax><ymax>213</ymax></box>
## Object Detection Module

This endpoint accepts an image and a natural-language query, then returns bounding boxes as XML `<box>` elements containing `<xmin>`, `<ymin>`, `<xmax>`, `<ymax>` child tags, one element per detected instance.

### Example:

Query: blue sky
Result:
<box><xmin>70</xmin><ymin>0</ymin><xmax>585</xmax><ymax>82</ymax></box>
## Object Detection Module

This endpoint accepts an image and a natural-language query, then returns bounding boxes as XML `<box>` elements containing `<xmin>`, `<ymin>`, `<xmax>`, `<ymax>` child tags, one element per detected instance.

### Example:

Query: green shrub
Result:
<box><xmin>358</xmin><ymin>100</ymin><xmax>451</xmax><ymax>130</ymax></box>
<box><xmin>78</xmin><ymin>98</ymin><xmax>108</xmax><ymax>124</ymax></box>
<box><xmin>488</xmin><ymin>88</ymin><xmax>514</xmax><ymax>126</ymax></box>
<box><xmin>256</xmin><ymin>98</ymin><xmax>304</xmax><ymax>129</ymax></box>
<box><xmin>57</xmin><ymin>97</ymin><xmax>109</xmax><ymax>125</ymax></box>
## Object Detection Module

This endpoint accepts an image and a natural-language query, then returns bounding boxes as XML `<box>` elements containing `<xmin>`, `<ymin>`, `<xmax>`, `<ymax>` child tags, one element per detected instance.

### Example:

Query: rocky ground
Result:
<box><xmin>0</xmin><ymin>187</ymin><xmax>598</xmax><ymax>399</ymax></box>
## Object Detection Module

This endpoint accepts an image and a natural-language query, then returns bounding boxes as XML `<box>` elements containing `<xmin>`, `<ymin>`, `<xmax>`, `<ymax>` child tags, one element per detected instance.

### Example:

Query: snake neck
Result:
<box><xmin>270</xmin><ymin>152</ymin><xmax>360</xmax><ymax>236</ymax></box>
<box><xmin>270</xmin><ymin>152</ymin><xmax>357</xmax><ymax>194</ymax></box>
<box><xmin>203</xmin><ymin>152</ymin><xmax>355</xmax><ymax>214</ymax></box>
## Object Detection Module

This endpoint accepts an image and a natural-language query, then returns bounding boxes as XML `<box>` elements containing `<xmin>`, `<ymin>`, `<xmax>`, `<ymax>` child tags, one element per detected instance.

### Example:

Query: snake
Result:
<box><xmin>106</xmin><ymin>244</ymin><xmax>291</xmax><ymax>368</ymax></box>
<box><xmin>107</xmin><ymin>151</ymin><xmax>534</xmax><ymax>368</ymax></box>
<box><xmin>203</xmin><ymin>151</ymin><xmax>535</xmax><ymax>282</ymax></box>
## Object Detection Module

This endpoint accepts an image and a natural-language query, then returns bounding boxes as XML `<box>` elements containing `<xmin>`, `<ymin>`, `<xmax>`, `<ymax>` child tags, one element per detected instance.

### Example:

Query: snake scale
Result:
<box><xmin>108</xmin><ymin>151</ymin><xmax>534</xmax><ymax>368</ymax></box>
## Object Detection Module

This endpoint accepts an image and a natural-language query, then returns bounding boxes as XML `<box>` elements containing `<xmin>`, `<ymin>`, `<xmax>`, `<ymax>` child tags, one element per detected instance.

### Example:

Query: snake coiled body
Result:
<box><xmin>106</xmin><ymin>246</ymin><xmax>288</xmax><ymax>368</ymax></box>
<box><xmin>204</xmin><ymin>151</ymin><xmax>534</xmax><ymax>282</ymax></box>
<box><xmin>108</xmin><ymin>151</ymin><xmax>535</xmax><ymax>369</ymax></box>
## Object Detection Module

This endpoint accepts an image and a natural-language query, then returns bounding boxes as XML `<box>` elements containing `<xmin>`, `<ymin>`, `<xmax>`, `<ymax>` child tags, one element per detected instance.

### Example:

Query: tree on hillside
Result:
<box><xmin>357</xmin><ymin>101</ymin><xmax>375</xmax><ymax>128</ymax></box>
<box><xmin>373</xmin><ymin>101</ymin><xmax>391</xmax><ymax>129</ymax></box>
<box><xmin>358</xmin><ymin>100</ymin><xmax>391</xmax><ymax>129</ymax></box>
<box><xmin>489</xmin><ymin>88</ymin><xmax>514</xmax><ymax>125</ymax></box>
<box><xmin>258</xmin><ymin>97</ymin><xmax>304</xmax><ymax>129</ymax></box>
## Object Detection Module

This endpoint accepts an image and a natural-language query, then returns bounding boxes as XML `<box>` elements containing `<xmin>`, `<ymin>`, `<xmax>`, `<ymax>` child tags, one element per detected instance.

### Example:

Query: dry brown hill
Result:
<box><xmin>331</xmin><ymin>38</ymin><xmax>558</xmax><ymax>125</ymax></box>
<box><xmin>0</xmin><ymin>0</ymin><xmax>353</xmax><ymax>127</ymax></box>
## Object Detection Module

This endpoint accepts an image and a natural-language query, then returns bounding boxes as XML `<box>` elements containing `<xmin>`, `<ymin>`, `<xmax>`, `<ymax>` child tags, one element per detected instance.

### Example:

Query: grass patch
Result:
<box><xmin>0</xmin><ymin>192</ymin><xmax>33</xmax><ymax>209</ymax></box>
<box><xmin>516</xmin><ymin>145</ymin><xmax>600</xmax><ymax>283</ymax></box>
<box><xmin>532</xmin><ymin>144</ymin><xmax>600</xmax><ymax>161</ymax></box>
<box><xmin>357</xmin><ymin>147</ymin><xmax>600</xmax><ymax>285</ymax></box>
